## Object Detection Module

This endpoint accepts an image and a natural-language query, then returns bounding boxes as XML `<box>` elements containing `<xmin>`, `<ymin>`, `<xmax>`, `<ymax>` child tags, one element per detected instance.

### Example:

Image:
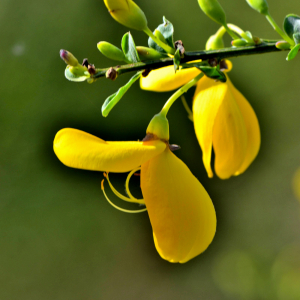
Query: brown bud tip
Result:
<box><xmin>219</xmin><ymin>60</ymin><xmax>228</xmax><ymax>71</ymax></box>
<box><xmin>88</xmin><ymin>64</ymin><xmax>96</xmax><ymax>75</ymax></box>
<box><xmin>82</xmin><ymin>58</ymin><xmax>96</xmax><ymax>75</ymax></box>
<box><xmin>82</xmin><ymin>58</ymin><xmax>89</xmax><ymax>68</ymax></box>
<box><xmin>106</xmin><ymin>67</ymin><xmax>118</xmax><ymax>80</ymax></box>
<box><xmin>169</xmin><ymin>144</ymin><xmax>181</xmax><ymax>151</ymax></box>
<box><xmin>175</xmin><ymin>40</ymin><xmax>185</xmax><ymax>56</ymax></box>
<box><xmin>208</xmin><ymin>58</ymin><xmax>218</xmax><ymax>67</ymax></box>
<box><xmin>142</xmin><ymin>69</ymin><xmax>151</xmax><ymax>77</ymax></box>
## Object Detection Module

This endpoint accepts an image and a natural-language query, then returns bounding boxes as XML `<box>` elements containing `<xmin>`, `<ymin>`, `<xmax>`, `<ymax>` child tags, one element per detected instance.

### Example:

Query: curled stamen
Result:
<box><xmin>125</xmin><ymin>168</ymin><xmax>143</xmax><ymax>201</ymax></box>
<box><xmin>103</xmin><ymin>172</ymin><xmax>145</xmax><ymax>205</ymax></box>
<box><xmin>101</xmin><ymin>180</ymin><xmax>147</xmax><ymax>214</ymax></box>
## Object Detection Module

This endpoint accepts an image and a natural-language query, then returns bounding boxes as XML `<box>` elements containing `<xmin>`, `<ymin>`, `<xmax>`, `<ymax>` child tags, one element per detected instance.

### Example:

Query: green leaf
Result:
<box><xmin>194</xmin><ymin>63</ymin><xmax>226</xmax><ymax>82</ymax></box>
<box><xmin>136</xmin><ymin>46</ymin><xmax>168</xmax><ymax>61</ymax></box>
<box><xmin>283</xmin><ymin>14</ymin><xmax>300</xmax><ymax>44</ymax></box>
<box><xmin>173</xmin><ymin>49</ymin><xmax>181</xmax><ymax>72</ymax></box>
<box><xmin>64</xmin><ymin>66</ymin><xmax>89</xmax><ymax>82</ymax></box>
<box><xmin>293</xmin><ymin>33</ymin><xmax>300</xmax><ymax>45</ymax></box>
<box><xmin>102</xmin><ymin>71</ymin><xmax>143</xmax><ymax>117</ymax></box>
<box><xmin>148</xmin><ymin>16</ymin><xmax>175</xmax><ymax>53</ymax></box>
<box><xmin>286</xmin><ymin>44</ymin><xmax>300</xmax><ymax>61</ymax></box>
<box><xmin>121</xmin><ymin>32</ymin><xmax>140</xmax><ymax>63</ymax></box>
<box><xmin>97</xmin><ymin>41</ymin><xmax>128</xmax><ymax>63</ymax></box>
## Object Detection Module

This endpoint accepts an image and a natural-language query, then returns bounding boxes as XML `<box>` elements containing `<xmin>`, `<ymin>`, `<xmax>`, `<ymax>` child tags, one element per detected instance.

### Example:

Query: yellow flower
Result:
<box><xmin>53</xmin><ymin>126</ymin><xmax>216</xmax><ymax>263</ymax></box>
<box><xmin>140</xmin><ymin>62</ymin><xmax>261</xmax><ymax>179</ymax></box>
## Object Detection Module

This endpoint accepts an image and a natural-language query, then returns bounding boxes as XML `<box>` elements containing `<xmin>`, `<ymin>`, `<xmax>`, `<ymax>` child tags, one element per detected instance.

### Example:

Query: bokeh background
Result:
<box><xmin>1</xmin><ymin>0</ymin><xmax>300</xmax><ymax>299</ymax></box>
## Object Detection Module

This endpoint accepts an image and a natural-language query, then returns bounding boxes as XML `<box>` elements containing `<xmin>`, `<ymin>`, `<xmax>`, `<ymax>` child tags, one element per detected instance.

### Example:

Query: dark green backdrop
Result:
<box><xmin>1</xmin><ymin>0</ymin><xmax>300</xmax><ymax>299</ymax></box>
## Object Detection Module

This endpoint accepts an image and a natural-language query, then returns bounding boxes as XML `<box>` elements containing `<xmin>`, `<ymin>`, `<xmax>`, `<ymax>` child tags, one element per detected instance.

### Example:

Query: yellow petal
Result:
<box><xmin>212</xmin><ymin>82</ymin><xmax>248</xmax><ymax>179</ymax></box>
<box><xmin>141</xmin><ymin>148</ymin><xmax>216</xmax><ymax>263</ymax></box>
<box><xmin>193</xmin><ymin>75</ymin><xmax>248</xmax><ymax>179</ymax></box>
<box><xmin>193</xmin><ymin>76</ymin><xmax>227</xmax><ymax>178</ymax></box>
<box><xmin>226</xmin><ymin>78</ymin><xmax>260</xmax><ymax>175</ymax></box>
<box><xmin>54</xmin><ymin>128</ymin><xmax>166</xmax><ymax>173</ymax></box>
<box><xmin>140</xmin><ymin>65</ymin><xmax>201</xmax><ymax>92</ymax></box>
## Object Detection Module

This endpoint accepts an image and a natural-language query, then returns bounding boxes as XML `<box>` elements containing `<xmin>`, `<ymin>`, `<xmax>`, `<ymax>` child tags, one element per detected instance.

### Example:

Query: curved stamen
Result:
<box><xmin>101</xmin><ymin>180</ymin><xmax>147</xmax><ymax>214</ymax></box>
<box><xmin>125</xmin><ymin>168</ymin><xmax>143</xmax><ymax>202</ymax></box>
<box><xmin>104</xmin><ymin>172</ymin><xmax>145</xmax><ymax>205</ymax></box>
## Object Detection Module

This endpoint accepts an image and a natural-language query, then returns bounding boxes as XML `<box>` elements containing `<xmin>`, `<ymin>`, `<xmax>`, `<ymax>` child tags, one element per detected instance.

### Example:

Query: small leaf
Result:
<box><xmin>284</xmin><ymin>14</ymin><xmax>300</xmax><ymax>44</ymax></box>
<box><xmin>240</xmin><ymin>31</ymin><xmax>253</xmax><ymax>44</ymax></box>
<box><xmin>194</xmin><ymin>63</ymin><xmax>226</xmax><ymax>82</ymax></box>
<box><xmin>244</xmin><ymin>31</ymin><xmax>253</xmax><ymax>40</ymax></box>
<box><xmin>121</xmin><ymin>32</ymin><xmax>140</xmax><ymax>63</ymax></box>
<box><xmin>293</xmin><ymin>33</ymin><xmax>300</xmax><ymax>45</ymax></box>
<box><xmin>102</xmin><ymin>71</ymin><xmax>143</xmax><ymax>117</ymax></box>
<box><xmin>148</xmin><ymin>16</ymin><xmax>175</xmax><ymax>53</ymax></box>
<box><xmin>136</xmin><ymin>46</ymin><xmax>168</xmax><ymax>61</ymax></box>
<box><xmin>173</xmin><ymin>49</ymin><xmax>181</xmax><ymax>72</ymax></box>
<box><xmin>97</xmin><ymin>41</ymin><xmax>128</xmax><ymax>62</ymax></box>
<box><xmin>64</xmin><ymin>66</ymin><xmax>89</xmax><ymax>82</ymax></box>
<box><xmin>286</xmin><ymin>44</ymin><xmax>300</xmax><ymax>61</ymax></box>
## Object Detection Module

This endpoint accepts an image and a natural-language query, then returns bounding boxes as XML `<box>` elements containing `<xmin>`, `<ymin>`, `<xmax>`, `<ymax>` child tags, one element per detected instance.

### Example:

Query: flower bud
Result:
<box><xmin>136</xmin><ymin>46</ymin><xmax>167</xmax><ymax>61</ymax></box>
<box><xmin>231</xmin><ymin>39</ymin><xmax>247</xmax><ymax>47</ymax></box>
<box><xmin>146</xmin><ymin>113</ymin><xmax>169</xmax><ymax>141</ymax></box>
<box><xmin>103</xmin><ymin>0</ymin><xmax>147</xmax><ymax>31</ymax></box>
<box><xmin>246</xmin><ymin>0</ymin><xmax>269</xmax><ymax>15</ymax></box>
<box><xmin>67</xmin><ymin>65</ymin><xmax>89</xmax><ymax>77</ymax></box>
<box><xmin>197</xmin><ymin>0</ymin><xmax>226</xmax><ymax>25</ymax></box>
<box><xmin>97</xmin><ymin>41</ymin><xmax>126</xmax><ymax>62</ymax></box>
<box><xmin>60</xmin><ymin>50</ymin><xmax>79</xmax><ymax>66</ymax></box>
<box><xmin>275</xmin><ymin>41</ymin><xmax>291</xmax><ymax>50</ymax></box>
<box><xmin>206</xmin><ymin>34</ymin><xmax>224</xmax><ymax>50</ymax></box>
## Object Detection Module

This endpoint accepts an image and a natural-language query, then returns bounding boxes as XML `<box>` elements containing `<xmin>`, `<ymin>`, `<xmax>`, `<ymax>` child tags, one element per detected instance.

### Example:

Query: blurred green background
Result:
<box><xmin>1</xmin><ymin>0</ymin><xmax>300</xmax><ymax>299</ymax></box>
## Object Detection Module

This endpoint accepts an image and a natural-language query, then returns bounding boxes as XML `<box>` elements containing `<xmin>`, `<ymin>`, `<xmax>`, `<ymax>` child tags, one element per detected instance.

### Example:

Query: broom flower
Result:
<box><xmin>140</xmin><ymin>58</ymin><xmax>260</xmax><ymax>179</ymax></box>
<box><xmin>53</xmin><ymin>114</ymin><xmax>216</xmax><ymax>263</ymax></box>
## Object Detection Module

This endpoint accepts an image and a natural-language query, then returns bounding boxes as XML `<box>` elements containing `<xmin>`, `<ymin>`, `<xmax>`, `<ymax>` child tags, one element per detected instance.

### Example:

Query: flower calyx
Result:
<box><xmin>144</xmin><ymin>113</ymin><xmax>169</xmax><ymax>142</ymax></box>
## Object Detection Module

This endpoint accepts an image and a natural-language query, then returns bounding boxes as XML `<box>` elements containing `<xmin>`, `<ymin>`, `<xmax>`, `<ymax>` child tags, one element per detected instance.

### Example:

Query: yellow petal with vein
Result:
<box><xmin>226</xmin><ymin>78</ymin><xmax>260</xmax><ymax>175</ymax></box>
<box><xmin>141</xmin><ymin>148</ymin><xmax>216</xmax><ymax>263</ymax></box>
<box><xmin>54</xmin><ymin>128</ymin><xmax>166</xmax><ymax>173</ymax></box>
<box><xmin>140</xmin><ymin>65</ymin><xmax>201</xmax><ymax>92</ymax></box>
<box><xmin>193</xmin><ymin>76</ymin><xmax>227</xmax><ymax>178</ymax></box>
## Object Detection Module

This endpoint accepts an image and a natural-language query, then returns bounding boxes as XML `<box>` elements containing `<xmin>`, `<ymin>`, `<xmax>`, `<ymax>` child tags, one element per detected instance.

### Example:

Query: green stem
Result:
<box><xmin>181</xmin><ymin>96</ymin><xmax>194</xmax><ymax>121</ymax></box>
<box><xmin>216</xmin><ymin>24</ymin><xmax>245</xmax><ymax>38</ymax></box>
<box><xmin>161</xmin><ymin>73</ymin><xmax>204</xmax><ymax>117</ymax></box>
<box><xmin>223</xmin><ymin>23</ymin><xmax>240</xmax><ymax>40</ymax></box>
<box><xmin>143</xmin><ymin>27</ymin><xmax>176</xmax><ymax>55</ymax></box>
<box><xmin>227</xmin><ymin>24</ymin><xmax>245</xmax><ymax>37</ymax></box>
<box><xmin>266</xmin><ymin>14</ymin><xmax>295</xmax><ymax>46</ymax></box>
<box><xmin>92</xmin><ymin>41</ymin><xmax>285</xmax><ymax>80</ymax></box>
<box><xmin>216</xmin><ymin>24</ymin><xmax>253</xmax><ymax>43</ymax></box>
